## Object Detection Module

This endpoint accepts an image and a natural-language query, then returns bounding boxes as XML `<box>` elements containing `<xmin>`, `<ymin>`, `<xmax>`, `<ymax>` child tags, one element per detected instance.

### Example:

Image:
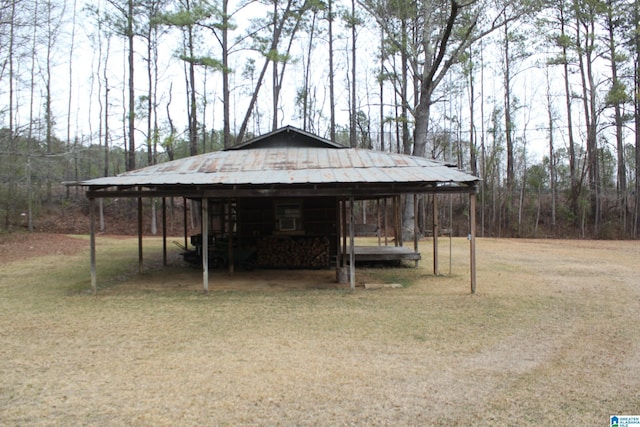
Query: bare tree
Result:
<box><xmin>557</xmin><ymin>0</ymin><xmax>580</xmax><ymax>218</ymax></box>
<box><xmin>41</xmin><ymin>0</ymin><xmax>65</xmax><ymax>200</ymax></box>
<box><xmin>2</xmin><ymin>0</ymin><xmax>19</xmax><ymax>229</ymax></box>
<box><xmin>463</xmin><ymin>44</ymin><xmax>478</xmax><ymax>176</ymax></box>
<box><xmin>347</xmin><ymin>0</ymin><xmax>358</xmax><ymax>147</ymax></box>
<box><xmin>103</xmin><ymin>0</ymin><xmax>139</xmax><ymax>170</ymax></box>
<box><xmin>544</xmin><ymin>66</ymin><xmax>557</xmax><ymax>230</ymax></box>
<box><xmin>631</xmin><ymin>0</ymin><xmax>640</xmax><ymax>237</ymax></box>
<box><xmin>66</xmin><ymin>0</ymin><xmax>77</xmax><ymax>154</ymax></box>
<box><xmin>361</xmin><ymin>0</ymin><xmax>532</xmax><ymax>232</ymax></box>
<box><xmin>573</xmin><ymin>0</ymin><xmax>601</xmax><ymax>234</ymax></box>
<box><xmin>297</xmin><ymin>2</ymin><xmax>322</xmax><ymax>132</ymax></box>
<box><xmin>236</xmin><ymin>0</ymin><xmax>313</xmax><ymax>143</ymax></box>
<box><xmin>500</xmin><ymin>13</ymin><xmax>532</xmax><ymax>232</ymax></box>
<box><xmin>327</xmin><ymin>0</ymin><xmax>336</xmax><ymax>141</ymax></box>
<box><xmin>603</xmin><ymin>0</ymin><xmax>629</xmax><ymax>232</ymax></box>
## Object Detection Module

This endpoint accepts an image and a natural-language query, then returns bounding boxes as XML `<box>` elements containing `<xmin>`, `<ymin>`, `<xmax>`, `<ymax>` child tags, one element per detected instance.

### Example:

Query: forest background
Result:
<box><xmin>0</xmin><ymin>0</ymin><xmax>638</xmax><ymax>239</ymax></box>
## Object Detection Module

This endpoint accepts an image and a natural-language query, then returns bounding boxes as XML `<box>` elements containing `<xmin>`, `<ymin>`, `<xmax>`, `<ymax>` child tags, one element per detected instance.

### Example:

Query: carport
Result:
<box><xmin>80</xmin><ymin>126</ymin><xmax>480</xmax><ymax>293</ymax></box>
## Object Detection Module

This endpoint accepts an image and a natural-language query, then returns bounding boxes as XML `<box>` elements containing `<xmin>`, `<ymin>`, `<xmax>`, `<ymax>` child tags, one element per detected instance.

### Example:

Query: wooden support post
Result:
<box><xmin>341</xmin><ymin>199</ymin><xmax>347</xmax><ymax>267</ymax></box>
<box><xmin>383</xmin><ymin>198</ymin><xmax>388</xmax><ymax>246</ymax></box>
<box><xmin>393</xmin><ymin>196</ymin><xmax>399</xmax><ymax>247</ymax></box>
<box><xmin>137</xmin><ymin>193</ymin><xmax>143</xmax><ymax>273</ymax></box>
<box><xmin>377</xmin><ymin>199</ymin><xmax>381</xmax><ymax>246</ymax></box>
<box><xmin>335</xmin><ymin>198</ymin><xmax>348</xmax><ymax>284</ymax></box>
<box><xmin>202</xmin><ymin>197</ymin><xmax>209</xmax><ymax>293</ymax></box>
<box><xmin>336</xmin><ymin>197</ymin><xmax>342</xmax><ymax>265</ymax></box>
<box><xmin>228</xmin><ymin>200</ymin><xmax>234</xmax><ymax>274</ymax></box>
<box><xmin>397</xmin><ymin>196</ymin><xmax>403</xmax><ymax>247</ymax></box>
<box><xmin>89</xmin><ymin>197</ymin><xmax>97</xmax><ymax>295</ymax></box>
<box><xmin>162</xmin><ymin>197</ymin><xmax>167</xmax><ymax>266</ymax></box>
<box><xmin>349</xmin><ymin>196</ymin><xmax>355</xmax><ymax>291</ymax></box>
<box><xmin>470</xmin><ymin>192</ymin><xmax>477</xmax><ymax>294</ymax></box>
<box><xmin>433</xmin><ymin>193</ymin><xmax>439</xmax><ymax>276</ymax></box>
<box><xmin>413</xmin><ymin>194</ymin><xmax>419</xmax><ymax>267</ymax></box>
<box><xmin>183</xmin><ymin>197</ymin><xmax>188</xmax><ymax>250</ymax></box>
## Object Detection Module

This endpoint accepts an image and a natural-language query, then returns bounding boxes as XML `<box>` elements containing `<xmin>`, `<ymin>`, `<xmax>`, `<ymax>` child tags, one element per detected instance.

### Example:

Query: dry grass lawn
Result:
<box><xmin>1</xmin><ymin>234</ymin><xmax>639</xmax><ymax>425</ymax></box>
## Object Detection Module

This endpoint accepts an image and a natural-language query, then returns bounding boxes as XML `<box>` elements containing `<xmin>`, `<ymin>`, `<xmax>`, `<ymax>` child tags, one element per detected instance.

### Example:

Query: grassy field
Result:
<box><xmin>1</xmin><ymin>235</ymin><xmax>639</xmax><ymax>425</ymax></box>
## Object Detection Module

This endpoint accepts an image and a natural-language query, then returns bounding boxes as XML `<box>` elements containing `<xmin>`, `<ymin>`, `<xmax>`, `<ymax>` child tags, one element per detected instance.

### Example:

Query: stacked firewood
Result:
<box><xmin>257</xmin><ymin>236</ymin><xmax>330</xmax><ymax>268</ymax></box>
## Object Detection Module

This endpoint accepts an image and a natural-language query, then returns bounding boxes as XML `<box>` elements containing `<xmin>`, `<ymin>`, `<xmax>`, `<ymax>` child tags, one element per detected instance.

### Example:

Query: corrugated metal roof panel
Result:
<box><xmin>81</xmin><ymin>147</ymin><xmax>479</xmax><ymax>187</ymax></box>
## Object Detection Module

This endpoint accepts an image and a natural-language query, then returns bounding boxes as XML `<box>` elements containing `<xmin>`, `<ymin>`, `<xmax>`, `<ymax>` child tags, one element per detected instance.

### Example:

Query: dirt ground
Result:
<box><xmin>0</xmin><ymin>232</ymin><xmax>88</xmax><ymax>263</ymax></box>
<box><xmin>1</xmin><ymin>233</ymin><xmax>639</xmax><ymax>425</ymax></box>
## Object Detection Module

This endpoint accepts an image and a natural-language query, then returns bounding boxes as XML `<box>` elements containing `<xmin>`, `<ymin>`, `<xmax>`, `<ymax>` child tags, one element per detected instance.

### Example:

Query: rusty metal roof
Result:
<box><xmin>81</xmin><ymin>147</ymin><xmax>478</xmax><ymax>187</ymax></box>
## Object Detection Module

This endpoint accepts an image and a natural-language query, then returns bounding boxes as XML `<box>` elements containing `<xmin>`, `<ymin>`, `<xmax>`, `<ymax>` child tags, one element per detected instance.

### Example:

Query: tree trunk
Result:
<box><xmin>401</xmin><ymin>18</ymin><xmax>410</xmax><ymax>155</ymax></box>
<box><xmin>104</xmin><ymin>38</ymin><xmax>111</xmax><ymax>178</ymax></box>
<box><xmin>222</xmin><ymin>0</ymin><xmax>231</xmax><ymax>149</ymax></box>
<box><xmin>349</xmin><ymin>0</ymin><xmax>357</xmax><ymax>148</ymax></box>
<box><xmin>479</xmin><ymin>40</ymin><xmax>486</xmax><ymax>236</ymax></box>
<box><xmin>4</xmin><ymin>0</ymin><xmax>16</xmax><ymax>230</ymax></box>
<box><xmin>503</xmin><ymin>18</ymin><xmax>515</xmax><ymax>231</ymax></box>
<box><xmin>301</xmin><ymin>9</ymin><xmax>318</xmax><ymax>131</ymax></box>
<box><xmin>328</xmin><ymin>0</ymin><xmax>336</xmax><ymax>142</ymax></box>
<box><xmin>273</xmin><ymin>10</ymin><xmax>301</xmax><ymax>132</ymax></box>
<box><xmin>379</xmin><ymin>27</ymin><xmax>385</xmax><ymax>151</ymax></box>
<box><xmin>67</xmin><ymin>0</ymin><xmax>78</xmax><ymax>161</ymax></box>
<box><xmin>467</xmin><ymin>45</ymin><xmax>478</xmax><ymax>176</ymax></box>
<box><xmin>28</xmin><ymin>0</ymin><xmax>39</xmax><ymax>142</ymax></box>
<box><xmin>237</xmin><ymin>0</ymin><xmax>295</xmax><ymax>143</ymax></box>
<box><xmin>545</xmin><ymin>67</ymin><xmax>557</xmax><ymax>229</ymax></box>
<box><xmin>187</xmin><ymin>19</ymin><xmax>198</xmax><ymax>156</ymax></box>
<box><xmin>559</xmin><ymin>2</ymin><xmax>579</xmax><ymax>219</ymax></box>
<box><xmin>146</xmin><ymin>30</ymin><xmax>153</xmax><ymax>165</ymax></box>
<box><xmin>127</xmin><ymin>0</ymin><xmax>136</xmax><ymax>170</ymax></box>
<box><xmin>635</xmin><ymin>0</ymin><xmax>640</xmax><ymax>237</ymax></box>
<box><xmin>605</xmin><ymin>1</ymin><xmax>627</xmax><ymax>232</ymax></box>
<box><xmin>575</xmin><ymin>11</ymin><xmax>599</xmax><ymax>234</ymax></box>
<box><xmin>271</xmin><ymin>1</ymin><xmax>279</xmax><ymax>131</ymax></box>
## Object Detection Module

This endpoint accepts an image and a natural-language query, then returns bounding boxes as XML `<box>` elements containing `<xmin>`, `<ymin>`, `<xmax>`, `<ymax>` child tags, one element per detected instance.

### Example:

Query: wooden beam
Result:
<box><xmin>86</xmin><ymin>183</ymin><xmax>478</xmax><ymax>200</ymax></box>
<box><xmin>202</xmin><ymin>198</ymin><xmax>209</xmax><ymax>293</ymax></box>
<box><xmin>470</xmin><ymin>192</ymin><xmax>477</xmax><ymax>294</ymax></box>
<box><xmin>351</xmin><ymin>246</ymin><xmax>421</xmax><ymax>261</ymax></box>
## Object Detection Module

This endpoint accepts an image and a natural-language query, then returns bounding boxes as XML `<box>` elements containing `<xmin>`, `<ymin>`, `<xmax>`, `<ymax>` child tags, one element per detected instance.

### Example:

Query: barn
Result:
<box><xmin>81</xmin><ymin>126</ymin><xmax>480</xmax><ymax>293</ymax></box>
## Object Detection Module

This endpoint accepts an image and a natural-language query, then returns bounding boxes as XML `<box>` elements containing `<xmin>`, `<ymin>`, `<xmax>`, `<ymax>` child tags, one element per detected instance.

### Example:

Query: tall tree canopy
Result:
<box><xmin>0</xmin><ymin>0</ymin><xmax>638</xmax><ymax>238</ymax></box>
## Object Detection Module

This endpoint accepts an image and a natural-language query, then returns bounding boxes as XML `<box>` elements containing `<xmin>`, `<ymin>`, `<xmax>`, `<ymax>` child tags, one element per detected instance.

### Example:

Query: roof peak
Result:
<box><xmin>226</xmin><ymin>125</ymin><xmax>345</xmax><ymax>151</ymax></box>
